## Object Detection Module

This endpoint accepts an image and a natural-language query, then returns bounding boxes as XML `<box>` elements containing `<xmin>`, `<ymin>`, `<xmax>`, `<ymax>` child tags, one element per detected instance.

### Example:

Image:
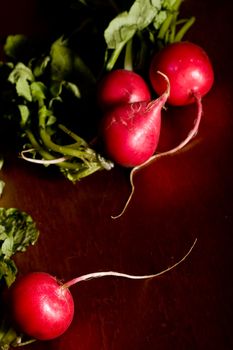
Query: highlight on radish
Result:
<box><xmin>8</xmin><ymin>238</ymin><xmax>197</xmax><ymax>342</ymax></box>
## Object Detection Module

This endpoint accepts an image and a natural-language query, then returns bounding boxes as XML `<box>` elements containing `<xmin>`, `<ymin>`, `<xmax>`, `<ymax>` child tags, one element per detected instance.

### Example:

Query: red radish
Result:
<box><xmin>149</xmin><ymin>41</ymin><xmax>214</xmax><ymax>106</ymax></box>
<box><xmin>9</xmin><ymin>238</ymin><xmax>196</xmax><ymax>341</ymax></box>
<box><xmin>9</xmin><ymin>272</ymin><xmax>74</xmax><ymax>341</ymax></box>
<box><xmin>112</xmin><ymin>42</ymin><xmax>214</xmax><ymax>218</ymax></box>
<box><xmin>97</xmin><ymin>69</ymin><xmax>151</xmax><ymax>110</ymax></box>
<box><xmin>100</xmin><ymin>72</ymin><xmax>170</xmax><ymax>167</ymax></box>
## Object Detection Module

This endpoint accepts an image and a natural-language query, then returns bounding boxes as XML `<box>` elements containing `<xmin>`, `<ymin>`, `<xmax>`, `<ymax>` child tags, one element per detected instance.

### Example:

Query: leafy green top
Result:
<box><xmin>0</xmin><ymin>0</ymin><xmax>194</xmax><ymax>182</ymax></box>
<box><xmin>0</xmin><ymin>207</ymin><xmax>39</xmax><ymax>287</ymax></box>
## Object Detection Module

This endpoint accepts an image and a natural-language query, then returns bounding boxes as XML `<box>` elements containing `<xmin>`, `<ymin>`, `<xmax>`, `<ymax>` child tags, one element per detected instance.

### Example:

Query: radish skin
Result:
<box><xmin>149</xmin><ymin>41</ymin><xmax>214</xmax><ymax>106</ymax></box>
<box><xmin>100</xmin><ymin>72</ymin><xmax>170</xmax><ymax>167</ymax></box>
<box><xmin>97</xmin><ymin>69</ymin><xmax>151</xmax><ymax>110</ymax></box>
<box><xmin>9</xmin><ymin>272</ymin><xmax>74</xmax><ymax>341</ymax></box>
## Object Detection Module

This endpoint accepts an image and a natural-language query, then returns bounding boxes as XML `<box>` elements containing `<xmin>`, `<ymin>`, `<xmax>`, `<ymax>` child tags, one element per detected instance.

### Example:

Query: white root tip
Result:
<box><xmin>156</xmin><ymin>70</ymin><xmax>171</xmax><ymax>100</ymax></box>
<box><xmin>20</xmin><ymin>149</ymin><xmax>69</xmax><ymax>165</ymax></box>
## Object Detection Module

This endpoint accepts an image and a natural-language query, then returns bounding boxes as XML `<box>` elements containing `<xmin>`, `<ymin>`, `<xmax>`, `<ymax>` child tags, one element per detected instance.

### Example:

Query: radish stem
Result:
<box><xmin>124</xmin><ymin>38</ymin><xmax>133</xmax><ymax>71</ymax></box>
<box><xmin>174</xmin><ymin>17</ymin><xmax>196</xmax><ymax>42</ymax></box>
<box><xmin>106</xmin><ymin>41</ymin><xmax>127</xmax><ymax>71</ymax></box>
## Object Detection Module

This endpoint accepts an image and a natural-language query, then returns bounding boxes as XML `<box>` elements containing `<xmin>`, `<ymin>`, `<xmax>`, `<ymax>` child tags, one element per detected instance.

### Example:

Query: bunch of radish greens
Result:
<box><xmin>0</xmin><ymin>208</ymin><xmax>39</xmax><ymax>349</ymax></box>
<box><xmin>0</xmin><ymin>0</ymin><xmax>213</xmax><ymax>187</ymax></box>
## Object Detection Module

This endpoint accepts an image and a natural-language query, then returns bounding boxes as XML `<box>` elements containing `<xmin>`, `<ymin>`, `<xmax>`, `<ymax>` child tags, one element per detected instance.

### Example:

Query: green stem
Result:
<box><xmin>157</xmin><ymin>0</ymin><xmax>183</xmax><ymax>41</ymax></box>
<box><xmin>23</xmin><ymin>100</ymin><xmax>113</xmax><ymax>180</ymax></box>
<box><xmin>135</xmin><ymin>31</ymin><xmax>148</xmax><ymax>71</ymax></box>
<box><xmin>63</xmin><ymin>162</ymin><xmax>103</xmax><ymax>181</ymax></box>
<box><xmin>175</xmin><ymin>18</ymin><xmax>191</xmax><ymax>25</ymax></box>
<box><xmin>157</xmin><ymin>13</ymin><xmax>173</xmax><ymax>40</ymax></box>
<box><xmin>0</xmin><ymin>326</ymin><xmax>17</xmax><ymax>348</ymax></box>
<box><xmin>174</xmin><ymin>16</ymin><xmax>196</xmax><ymax>42</ymax></box>
<box><xmin>169</xmin><ymin>11</ymin><xmax>179</xmax><ymax>43</ymax></box>
<box><xmin>106</xmin><ymin>40</ymin><xmax>127</xmax><ymax>71</ymax></box>
<box><xmin>25</xmin><ymin>129</ymin><xmax>85</xmax><ymax>170</ymax></box>
<box><xmin>124</xmin><ymin>38</ymin><xmax>133</xmax><ymax>71</ymax></box>
<box><xmin>25</xmin><ymin>129</ymin><xmax>55</xmax><ymax>160</ymax></box>
<box><xmin>38</xmin><ymin>105</ymin><xmax>91</xmax><ymax>162</ymax></box>
<box><xmin>173</xmin><ymin>0</ymin><xmax>183</xmax><ymax>11</ymax></box>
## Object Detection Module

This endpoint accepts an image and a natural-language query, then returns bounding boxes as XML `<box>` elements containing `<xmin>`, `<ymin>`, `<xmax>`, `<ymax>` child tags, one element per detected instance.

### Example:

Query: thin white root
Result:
<box><xmin>111</xmin><ymin>168</ymin><xmax>136</xmax><ymax>219</ymax></box>
<box><xmin>63</xmin><ymin>238</ymin><xmax>197</xmax><ymax>289</ymax></box>
<box><xmin>112</xmin><ymin>94</ymin><xmax>203</xmax><ymax>219</ymax></box>
<box><xmin>20</xmin><ymin>149</ymin><xmax>69</xmax><ymax>165</ymax></box>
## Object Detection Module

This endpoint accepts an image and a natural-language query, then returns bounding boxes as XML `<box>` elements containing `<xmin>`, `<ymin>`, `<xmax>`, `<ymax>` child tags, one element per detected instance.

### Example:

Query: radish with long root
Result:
<box><xmin>100</xmin><ymin>72</ymin><xmax>170</xmax><ymax>168</ymax></box>
<box><xmin>112</xmin><ymin>41</ymin><xmax>214</xmax><ymax>218</ymax></box>
<box><xmin>9</xmin><ymin>238</ymin><xmax>197</xmax><ymax>342</ymax></box>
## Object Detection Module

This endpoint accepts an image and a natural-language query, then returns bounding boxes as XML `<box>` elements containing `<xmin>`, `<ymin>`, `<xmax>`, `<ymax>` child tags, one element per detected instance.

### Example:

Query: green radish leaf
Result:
<box><xmin>30</xmin><ymin>81</ymin><xmax>47</xmax><ymax>101</ymax></box>
<box><xmin>4</xmin><ymin>34</ymin><xmax>28</xmax><ymax>59</ymax></box>
<box><xmin>8</xmin><ymin>63</ymin><xmax>34</xmax><ymax>101</ymax></box>
<box><xmin>1</xmin><ymin>236</ymin><xmax>14</xmax><ymax>258</ymax></box>
<box><xmin>18</xmin><ymin>105</ymin><xmax>30</xmax><ymax>127</ymax></box>
<box><xmin>33</xmin><ymin>56</ymin><xmax>51</xmax><ymax>78</ymax></box>
<box><xmin>0</xmin><ymin>208</ymin><xmax>39</xmax><ymax>287</ymax></box>
<box><xmin>0</xmin><ymin>258</ymin><xmax>17</xmax><ymax>287</ymax></box>
<box><xmin>104</xmin><ymin>0</ymin><xmax>163</xmax><ymax>49</ymax></box>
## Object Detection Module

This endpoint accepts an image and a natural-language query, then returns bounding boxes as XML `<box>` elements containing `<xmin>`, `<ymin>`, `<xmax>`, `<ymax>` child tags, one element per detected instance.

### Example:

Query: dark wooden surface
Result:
<box><xmin>1</xmin><ymin>0</ymin><xmax>233</xmax><ymax>349</ymax></box>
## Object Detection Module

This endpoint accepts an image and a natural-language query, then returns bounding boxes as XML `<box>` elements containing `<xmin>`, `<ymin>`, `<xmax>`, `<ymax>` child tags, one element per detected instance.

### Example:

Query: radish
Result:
<box><xmin>149</xmin><ymin>41</ymin><xmax>214</xmax><ymax>106</ymax></box>
<box><xmin>9</xmin><ymin>238</ymin><xmax>197</xmax><ymax>341</ymax></box>
<box><xmin>9</xmin><ymin>272</ymin><xmax>74</xmax><ymax>341</ymax></box>
<box><xmin>112</xmin><ymin>42</ymin><xmax>214</xmax><ymax>218</ymax></box>
<box><xmin>100</xmin><ymin>72</ymin><xmax>170</xmax><ymax>167</ymax></box>
<box><xmin>97</xmin><ymin>69</ymin><xmax>151</xmax><ymax>110</ymax></box>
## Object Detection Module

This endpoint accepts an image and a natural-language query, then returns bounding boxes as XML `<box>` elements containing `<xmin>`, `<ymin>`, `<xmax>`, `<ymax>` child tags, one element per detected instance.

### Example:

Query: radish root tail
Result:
<box><xmin>112</xmin><ymin>93</ymin><xmax>203</xmax><ymax>219</ymax></box>
<box><xmin>63</xmin><ymin>237</ymin><xmax>197</xmax><ymax>289</ymax></box>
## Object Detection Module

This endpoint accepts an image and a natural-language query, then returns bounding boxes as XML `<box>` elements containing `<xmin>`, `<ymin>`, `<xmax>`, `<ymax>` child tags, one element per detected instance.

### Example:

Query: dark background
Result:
<box><xmin>0</xmin><ymin>0</ymin><xmax>233</xmax><ymax>349</ymax></box>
